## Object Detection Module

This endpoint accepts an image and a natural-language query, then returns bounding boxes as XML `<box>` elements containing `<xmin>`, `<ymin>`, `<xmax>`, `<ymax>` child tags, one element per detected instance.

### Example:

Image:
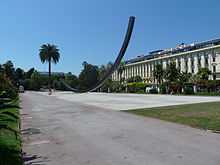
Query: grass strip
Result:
<box><xmin>125</xmin><ymin>102</ymin><xmax>220</xmax><ymax>131</ymax></box>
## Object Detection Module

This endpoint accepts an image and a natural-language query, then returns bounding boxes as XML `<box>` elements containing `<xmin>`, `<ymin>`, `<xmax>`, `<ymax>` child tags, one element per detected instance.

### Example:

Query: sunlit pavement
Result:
<box><xmin>21</xmin><ymin>92</ymin><xmax>220</xmax><ymax>165</ymax></box>
<box><xmin>38</xmin><ymin>91</ymin><xmax>220</xmax><ymax>110</ymax></box>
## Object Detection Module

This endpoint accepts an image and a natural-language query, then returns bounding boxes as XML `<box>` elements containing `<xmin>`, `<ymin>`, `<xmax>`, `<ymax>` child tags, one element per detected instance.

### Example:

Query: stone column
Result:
<box><xmin>139</xmin><ymin>64</ymin><xmax>142</xmax><ymax>77</ymax></box>
<box><xmin>162</xmin><ymin>60</ymin><xmax>167</xmax><ymax>69</ymax></box>
<box><xmin>136</xmin><ymin>65</ymin><xmax>138</xmax><ymax>77</ymax></box>
<box><xmin>151</xmin><ymin>63</ymin><xmax>154</xmax><ymax>78</ymax></box>
<box><xmin>194</xmin><ymin>55</ymin><xmax>199</xmax><ymax>74</ymax></box>
<box><xmin>167</xmin><ymin>59</ymin><xmax>171</xmax><ymax>65</ymax></box>
<box><xmin>132</xmin><ymin>66</ymin><xmax>134</xmax><ymax>77</ymax></box>
<box><xmin>136</xmin><ymin>65</ymin><xmax>139</xmax><ymax>76</ymax></box>
<box><xmin>131</xmin><ymin>66</ymin><xmax>134</xmax><ymax>77</ymax></box>
<box><xmin>115</xmin><ymin>71</ymin><xmax>117</xmax><ymax>81</ymax></box>
<box><xmin>145</xmin><ymin>64</ymin><xmax>148</xmax><ymax>78</ymax></box>
<box><xmin>140</xmin><ymin>65</ymin><xmax>142</xmax><ymax>77</ymax></box>
<box><xmin>142</xmin><ymin>64</ymin><xmax>145</xmax><ymax>78</ymax></box>
<box><xmin>180</xmin><ymin>57</ymin><xmax>185</xmax><ymax>72</ymax></box>
<box><xmin>124</xmin><ymin>69</ymin><xmax>127</xmax><ymax>79</ymax></box>
<box><xmin>208</xmin><ymin>54</ymin><xmax>212</xmax><ymax>71</ymax></box>
<box><xmin>201</xmin><ymin>54</ymin><xmax>205</xmax><ymax>68</ymax></box>
<box><xmin>134</xmin><ymin>66</ymin><xmax>137</xmax><ymax>77</ymax></box>
<box><xmin>129</xmin><ymin>67</ymin><xmax>131</xmax><ymax>78</ymax></box>
<box><xmin>148</xmin><ymin>63</ymin><xmax>150</xmax><ymax>78</ymax></box>
<box><xmin>175</xmin><ymin>58</ymin><xmax>179</xmax><ymax>69</ymax></box>
<box><xmin>187</xmin><ymin>56</ymin><xmax>192</xmax><ymax>73</ymax></box>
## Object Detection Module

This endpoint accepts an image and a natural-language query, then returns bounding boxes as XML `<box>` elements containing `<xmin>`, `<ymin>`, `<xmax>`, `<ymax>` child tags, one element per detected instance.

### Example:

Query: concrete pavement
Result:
<box><xmin>21</xmin><ymin>92</ymin><xmax>220</xmax><ymax>165</ymax></box>
<box><xmin>38</xmin><ymin>91</ymin><xmax>220</xmax><ymax>110</ymax></box>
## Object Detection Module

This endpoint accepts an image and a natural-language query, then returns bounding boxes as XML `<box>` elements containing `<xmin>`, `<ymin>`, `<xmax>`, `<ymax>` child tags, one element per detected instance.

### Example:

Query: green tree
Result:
<box><xmin>15</xmin><ymin>68</ymin><xmax>25</xmax><ymax>84</ymax></box>
<box><xmin>25</xmin><ymin>68</ymin><xmax>35</xmax><ymax>79</ymax></box>
<box><xmin>153</xmin><ymin>64</ymin><xmax>164</xmax><ymax>84</ymax></box>
<box><xmin>65</xmin><ymin>72</ymin><xmax>79</xmax><ymax>88</ymax></box>
<box><xmin>39</xmin><ymin>44</ymin><xmax>60</xmax><ymax>93</ymax></box>
<box><xmin>78</xmin><ymin>62</ymin><xmax>99</xmax><ymax>90</ymax></box>
<box><xmin>3</xmin><ymin>61</ymin><xmax>15</xmax><ymax>82</ymax></box>
<box><xmin>178</xmin><ymin>72</ymin><xmax>192</xmax><ymax>84</ymax></box>
<box><xmin>98</xmin><ymin>62</ymin><xmax>113</xmax><ymax>80</ymax></box>
<box><xmin>30</xmin><ymin>71</ymin><xmax>42</xmax><ymax>90</ymax></box>
<box><xmin>164</xmin><ymin>62</ymin><xmax>180</xmax><ymax>82</ymax></box>
<box><xmin>197</xmin><ymin>68</ymin><xmax>211</xmax><ymax>80</ymax></box>
<box><xmin>0</xmin><ymin>64</ymin><xmax>4</xmax><ymax>75</ymax></box>
<box><xmin>127</xmin><ymin>76</ymin><xmax>142</xmax><ymax>83</ymax></box>
<box><xmin>98</xmin><ymin>62</ymin><xmax>113</xmax><ymax>92</ymax></box>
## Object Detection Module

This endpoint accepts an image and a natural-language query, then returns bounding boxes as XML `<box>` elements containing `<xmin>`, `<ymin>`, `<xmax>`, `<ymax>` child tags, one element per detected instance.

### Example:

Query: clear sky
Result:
<box><xmin>0</xmin><ymin>0</ymin><xmax>219</xmax><ymax>75</ymax></box>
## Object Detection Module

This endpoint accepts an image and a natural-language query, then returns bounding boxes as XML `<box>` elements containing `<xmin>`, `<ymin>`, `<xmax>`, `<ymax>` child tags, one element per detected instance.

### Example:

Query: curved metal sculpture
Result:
<box><xmin>61</xmin><ymin>16</ymin><xmax>135</xmax><ymax>93</ymax></box>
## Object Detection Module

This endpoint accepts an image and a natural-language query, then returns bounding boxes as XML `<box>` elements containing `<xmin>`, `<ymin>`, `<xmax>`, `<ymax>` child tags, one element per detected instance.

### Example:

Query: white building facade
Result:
<box><xmin>112</xmin><ymin>38</ymin><xmax>220</xmax><ymax>83</ymax></box>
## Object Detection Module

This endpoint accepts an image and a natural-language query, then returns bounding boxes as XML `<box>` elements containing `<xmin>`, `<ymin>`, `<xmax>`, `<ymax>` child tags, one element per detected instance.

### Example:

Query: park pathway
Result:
<box><xmin>21</xmin><ymin>92</ymin><xmax>220</xmax><ymax>165</ymax></box>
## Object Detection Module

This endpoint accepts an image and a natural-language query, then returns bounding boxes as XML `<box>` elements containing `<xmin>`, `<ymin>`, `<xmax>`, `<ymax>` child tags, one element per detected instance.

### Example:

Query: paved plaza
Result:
<box><xmin>21</xmin><ymin>92</ymin><xmax>220</xmax><ymax>165</ymax></box>
<box><xmin>39</xmin><ymin>91</ymin><xmax>220</xmax><ymax>110</ymax></box>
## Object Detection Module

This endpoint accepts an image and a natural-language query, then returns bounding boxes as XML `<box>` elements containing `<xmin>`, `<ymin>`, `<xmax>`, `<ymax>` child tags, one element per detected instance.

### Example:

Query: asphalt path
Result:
<box><xmin>21</xmin><ymin>92</ymin><xmax>220</xmax><ymax>165</ymax></box>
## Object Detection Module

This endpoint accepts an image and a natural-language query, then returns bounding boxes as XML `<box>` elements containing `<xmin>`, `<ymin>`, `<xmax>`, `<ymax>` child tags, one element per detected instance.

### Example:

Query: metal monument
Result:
<box><xmin>61</xmin><ymin>16</ymin><xmax>135</xmax><ymax>93</ymax></box>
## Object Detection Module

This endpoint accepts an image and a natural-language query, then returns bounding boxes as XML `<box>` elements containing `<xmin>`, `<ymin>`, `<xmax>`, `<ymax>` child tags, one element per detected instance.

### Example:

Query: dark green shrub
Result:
<box><xmin>127</xmin><ymin>76</ymin><xmax>142</xmax><ymax>83</ymax></box>
<box><xmin>127</xmin><ymin>82</ymin><xmax>147</xmax><ymax>93</ymax></box>
<box><xmin>159</xmin><ymin>84</ymin><xmax>166</xmax><ymax>94</ymax></box>
<box><xmin>0</xmin><ymin>75</ymin><xmax>17</xmax><ymax>99</ymax></box>
<box><xmin>183</xmin><ymin>83</ymin><xmax>194</xmax><ymax>95</ymax></box>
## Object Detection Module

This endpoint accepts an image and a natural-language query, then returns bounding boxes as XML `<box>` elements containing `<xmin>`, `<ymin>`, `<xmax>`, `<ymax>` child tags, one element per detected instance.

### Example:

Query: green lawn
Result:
<box><xmin>125</xmin><ymin>102</ymin><xmax>220</xmax><ymax>132</ymax></box>
<box><xmin>0</xmin><ymin>99</ymin><xmax>22</xmax><ymax>165</ymax></box>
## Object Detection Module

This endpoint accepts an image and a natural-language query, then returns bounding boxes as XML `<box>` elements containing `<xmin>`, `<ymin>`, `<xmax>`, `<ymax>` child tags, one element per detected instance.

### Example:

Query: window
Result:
<box><xmin>213</xmin><ymin>56</ymin><xmax>216</xmax><ymax>62</ymax></box>
<box><xmin>178</xmin><ymin>59</ymin><xmax>181</xmax><ymax>68</ymax></box>
<box><xmin>213</xmin><ymin>66</ymin><xmax>216</xmax><ymax>72</ymax></box>
<box><xmin>213</xmin><ymin>74</ymin><xmax>216</xmax><ymax>80</ymax></box>
<box><xmin>185</xmin><ymin>59</ymin><xmax>188</xmax><ymax>72</ymax></box>
<box><xmin>198</xmin><ymin>56</ymin><xmax>201</xmax><ymax>68</ymax></box>
<box><xmin>205</xmin><ymin>56</ymin><xmax>208</xmax><ymax>66</ymax></box>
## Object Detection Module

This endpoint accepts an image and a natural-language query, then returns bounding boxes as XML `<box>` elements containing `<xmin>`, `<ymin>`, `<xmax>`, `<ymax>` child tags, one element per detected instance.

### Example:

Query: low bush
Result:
<box><xmin>0</xmin><ymin>75</ymin><xmax>21</xmax><ymax>165</ymax></box>
<box><xmin>0</xmin><ymin>99</ymin><xmax>22</xmax><ymax>165</ymax></box>
<box><xmin>159</xmin><ymin>84</ymin><xmax>166</xmax><ymax>94</ymax></box>
<box><xmin>127</xmin><ymin>82</ymin><xmax>147</xmax><ymax>93</ymax></box>
<box><xmin>127</xmin><ymin>76</ymin><xmax>142</xmax><ymax>83</ymax></box>
<box><xmin>0</xmin><ymin>75</ymin><xmax>18</xmax><ymax>99</ymax></box>
<box><xmin>183</xmin><ymin>83</ymin><xmax>194</xmax><ymax>95</ymax></box>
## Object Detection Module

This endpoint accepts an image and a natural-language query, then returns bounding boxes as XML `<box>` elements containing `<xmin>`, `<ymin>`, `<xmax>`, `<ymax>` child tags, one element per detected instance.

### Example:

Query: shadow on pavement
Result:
<box><xmin>23</xmin><ymin>152</ymin><xmax>49</xmax><ymax>165</ymax></box>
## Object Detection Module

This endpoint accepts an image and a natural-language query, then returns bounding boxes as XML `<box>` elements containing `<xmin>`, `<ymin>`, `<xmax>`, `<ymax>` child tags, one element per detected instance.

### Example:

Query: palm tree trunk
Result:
<box><xmin>48</xmin><ymin>59</ymin><xmax>52</xmax><ymax>94</ymax></box>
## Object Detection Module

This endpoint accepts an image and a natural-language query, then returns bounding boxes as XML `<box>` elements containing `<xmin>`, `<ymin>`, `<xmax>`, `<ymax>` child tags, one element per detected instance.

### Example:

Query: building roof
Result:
<box><xmin>126</xmin><ymin>38</ymin><xmax>220</xmax><ymax>64</ymax></box>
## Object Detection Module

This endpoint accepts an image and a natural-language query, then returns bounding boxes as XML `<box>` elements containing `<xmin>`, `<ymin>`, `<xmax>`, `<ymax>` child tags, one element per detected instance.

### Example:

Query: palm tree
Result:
<box><xmin>39</xmin><ymin>44</ymin><xmax>60</xmax><ymax>94</ymax></box>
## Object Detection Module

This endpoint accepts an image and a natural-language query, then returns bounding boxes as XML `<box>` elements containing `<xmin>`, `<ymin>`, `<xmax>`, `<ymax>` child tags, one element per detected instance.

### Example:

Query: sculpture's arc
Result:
<box><xmin>61</xmin><ymin>16</ymin><xmax>135</xmax><ymax>93</ymax></box>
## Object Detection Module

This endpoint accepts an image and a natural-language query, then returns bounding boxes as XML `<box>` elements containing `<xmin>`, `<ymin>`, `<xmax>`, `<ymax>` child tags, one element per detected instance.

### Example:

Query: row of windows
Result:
<box><xmin>113</xmin><ymin>52</ymin><xmax>218</xmax><ymax>80</ymax></box>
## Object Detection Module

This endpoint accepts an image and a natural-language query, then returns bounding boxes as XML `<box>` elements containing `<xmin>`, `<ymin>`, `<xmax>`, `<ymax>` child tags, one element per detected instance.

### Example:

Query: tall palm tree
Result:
<box><xmin>39</xmin><ymin>44</ymin><xmax>60</xmax><ymax>94</ymax></box>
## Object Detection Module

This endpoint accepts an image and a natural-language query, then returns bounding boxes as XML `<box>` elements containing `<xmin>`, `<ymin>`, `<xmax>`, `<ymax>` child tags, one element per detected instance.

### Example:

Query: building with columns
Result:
<box><xmin>112</xmin><ymin>38</ymin><xmax>220</xmax><ymax>83</ymax></box>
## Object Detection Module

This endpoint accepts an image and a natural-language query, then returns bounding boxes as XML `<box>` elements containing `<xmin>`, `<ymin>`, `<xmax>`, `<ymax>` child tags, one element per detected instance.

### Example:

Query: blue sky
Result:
<box><xmin>0</xmin><ymin>0</ymin><xmax>219</xmax><ymax>75</ymax></box>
